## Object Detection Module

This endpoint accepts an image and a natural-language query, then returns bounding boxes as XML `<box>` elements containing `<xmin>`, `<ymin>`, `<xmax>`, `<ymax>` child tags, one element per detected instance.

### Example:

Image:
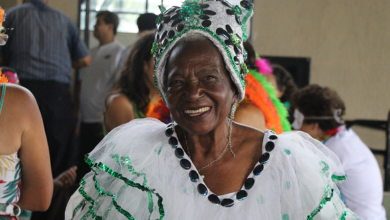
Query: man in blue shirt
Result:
<box><xmin>0</xmin><ymin>0</ymin><xmax>91</xmax><ymax>179</ymax></box>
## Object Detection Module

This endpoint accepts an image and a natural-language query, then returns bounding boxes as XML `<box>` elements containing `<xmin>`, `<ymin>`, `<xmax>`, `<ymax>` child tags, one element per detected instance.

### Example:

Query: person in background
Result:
<box><xmin>0</xmin><ymin>66</ymin><xmax>78</xmax><ymax>220</ymax></box>
<box><xmin>116</xmin><ymin>13</ymin><xmax>158</xmax><ymax>73</ymax></box>
<box><xmin>104</xmin><ymin>33</ymin><xmax>170</xmax><ymax>134</ymax></box>
<box><xmin>78</xmin><ymin>11</ymin><xmax>125</xmax><ymax>182</ymax></box>
<box><xmin>266</xmin><ymin>64</ymin><xmax>297</xmax><ymax>109</ymax></box>
<box><xmin>0</xmin><ymin>0</ymin><xmax>91</xmax><ymax>180</ymax></box>
<box><xmin>0</xmin><ymin>7</ymin><xmax>53</xmax><ymax>219</ymax></box>
<box><xmin>291</xmin><ymin>84</ymin><xmax>386</xmax><ymax>220</ymax></box>
<box><xmin>235</xmin><ymin>41</ymin><xmax>291</xmax><ymax>133</ymax></box>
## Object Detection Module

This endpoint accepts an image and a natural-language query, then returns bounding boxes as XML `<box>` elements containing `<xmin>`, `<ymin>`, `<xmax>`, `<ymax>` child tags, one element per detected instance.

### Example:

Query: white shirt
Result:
<box><xmin>324</xmin><ymin>128</ymin><xmax>386</xmax><ymax>220</ymax></box>
<box><xmin>80</xmin><ymin>40</ymin><xmax>125</xmax><ymax>123</ymax></box>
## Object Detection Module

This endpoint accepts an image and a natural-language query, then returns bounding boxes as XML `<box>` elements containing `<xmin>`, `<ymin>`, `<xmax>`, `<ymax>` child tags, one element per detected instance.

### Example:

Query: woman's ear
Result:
<box><xmin>232</xmin><ymin>93</ymin><xmax>238</xmax><ymax>104</ymax></box>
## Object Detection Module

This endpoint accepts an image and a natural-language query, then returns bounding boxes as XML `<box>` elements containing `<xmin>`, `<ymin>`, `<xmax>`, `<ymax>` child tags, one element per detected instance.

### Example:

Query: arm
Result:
<box><xmin>235</xmin><ymin>102</ymin><xmax>267</xmax><ymax>131</ymax></box>
<box><xmin>67</xmin><ymin>18</ymin><xmax>90</xmax><ymax>69</ymax></box>
<box><xmin>104</xmin><ymin>94</ymin><xmax>135</xmax><ymax>133</ymax></box>
<box><xmin>72</xmin><ymin>55</ymin><xmax>91</xmax><ymax>69</ymax></box>
<box><xmin>16</xmin><ymin>87</ymin><xmax>53</xmax><ymax>211</ymax></box>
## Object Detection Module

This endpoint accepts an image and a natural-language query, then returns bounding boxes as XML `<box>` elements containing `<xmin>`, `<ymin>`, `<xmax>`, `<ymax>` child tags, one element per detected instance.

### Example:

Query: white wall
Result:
<box><xmin>252</xmin><ymin>0</ymin><xmax>390</xmax><ymax>177</ymax></box>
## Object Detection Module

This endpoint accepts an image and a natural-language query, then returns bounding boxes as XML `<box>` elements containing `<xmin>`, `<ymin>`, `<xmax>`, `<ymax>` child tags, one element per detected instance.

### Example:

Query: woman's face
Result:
<box><xmin>164</xmin><ymin>38</ymin><xmax>237</xmax><ymax>135</ymax></box>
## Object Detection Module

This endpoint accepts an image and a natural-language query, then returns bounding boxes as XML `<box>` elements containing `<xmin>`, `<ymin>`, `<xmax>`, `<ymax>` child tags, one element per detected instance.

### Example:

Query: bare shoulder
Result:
<box><xmin>105</xmin><ymin>93</ymin><xmax>135</xmax><ymax>132</ymax></box>
<box><xmin>5</xmin><ymin>84</ymin><xmax>35</xmax><ymax>100</ymax></box>
<box><xmin>3</xmin><ymin>84</ymin><xmax>37</xmax><ymax>112</ymax></box>
<box><xmin>235</xmin><ymin>102</ymin><xmax>266</xmax><ymax>131</ymax></box>
<box><xmin>236</xmin><ymin>102</ymin><xmax>264</xmax><ymax>117</ymax></box>
<box><xmin>106</xmin><ymin>93</ymin><xmax>133</xmax><ymax>111</ymax></box>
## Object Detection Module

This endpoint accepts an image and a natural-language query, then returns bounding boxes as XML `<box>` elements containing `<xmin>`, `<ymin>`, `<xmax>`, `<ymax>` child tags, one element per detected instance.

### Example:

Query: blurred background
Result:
<box><xmin>2</xmin><ymin>0</ymin><xmax>390</xmax><ymax>199</ymax></box>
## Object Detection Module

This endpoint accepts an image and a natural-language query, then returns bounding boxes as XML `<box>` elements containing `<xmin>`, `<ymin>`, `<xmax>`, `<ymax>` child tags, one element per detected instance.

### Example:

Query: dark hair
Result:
<box><xmin>291</xmin><ymin>84</ymin><xmax>345</xmax><ymax>131</ymax></box>
<box><xmin>96</xmin><ymin>11</ymin><xmax>119</xmax><ymax>35</ymax></box>
<box><xmin>111</xmin><ymin>33</ymin><xmax>155</xmax><ymax>114</ymax></box>
<box><xmin>243</xmin><ymin>41</ymin><xmax>258</xmax><ymax>70</ymax></box>
<box><xmin>137</xmin><ymin>13</ymin><xmax>158</xmax><ymax>32</ymax></box>
<box><xmin>271</xmin><ymin>64</ymin><xmax>298</xmax><ymax>103</ymax></box>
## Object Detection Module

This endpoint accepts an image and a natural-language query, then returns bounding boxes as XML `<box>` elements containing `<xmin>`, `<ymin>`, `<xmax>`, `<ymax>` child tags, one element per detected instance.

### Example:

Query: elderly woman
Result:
<box><xmin>66</xmin><ymin>1</ymin><xmax>358</xmax><ymax>219</ymax></box>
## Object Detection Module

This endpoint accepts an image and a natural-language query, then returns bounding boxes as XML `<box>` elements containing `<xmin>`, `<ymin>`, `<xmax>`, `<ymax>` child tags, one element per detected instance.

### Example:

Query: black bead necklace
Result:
<box><xmin>165</xmin><ymin>123</ymin><xmax>277</xmax><ymax>208</ymax></box>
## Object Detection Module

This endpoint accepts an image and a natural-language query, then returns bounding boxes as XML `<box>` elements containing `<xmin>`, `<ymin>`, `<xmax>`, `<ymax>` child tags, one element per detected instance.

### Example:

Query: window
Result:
<box><xmin>80</xmin><ymin>0</ymin><xmax>183</xmax><ymax>33</ymax></box>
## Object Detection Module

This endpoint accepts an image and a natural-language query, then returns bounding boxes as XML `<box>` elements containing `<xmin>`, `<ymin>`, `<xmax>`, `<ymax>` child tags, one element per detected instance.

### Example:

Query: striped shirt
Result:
<box><xmin>0</xmin><ymin>0</ymin><xmax>89</xmax><ymax>84</ymax></box>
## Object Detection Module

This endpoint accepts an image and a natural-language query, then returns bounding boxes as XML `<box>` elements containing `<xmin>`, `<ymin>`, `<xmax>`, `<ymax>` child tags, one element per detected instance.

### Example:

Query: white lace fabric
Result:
<box><xmin>66</xmin><ymin>118</ymin><xmax>360</xmax><ymax>220</ymax></box>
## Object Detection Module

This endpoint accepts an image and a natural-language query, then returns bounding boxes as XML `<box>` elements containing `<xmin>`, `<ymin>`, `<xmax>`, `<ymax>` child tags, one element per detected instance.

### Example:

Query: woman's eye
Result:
<box><xmin>206</xmin><ymin>76</ymin><xmax>216</xmax><ymax>80</ymax></box>
<box><xmin>169</xmin><ymin>80</ymin><xmax>183</xmax><ymax>86</ymax></box>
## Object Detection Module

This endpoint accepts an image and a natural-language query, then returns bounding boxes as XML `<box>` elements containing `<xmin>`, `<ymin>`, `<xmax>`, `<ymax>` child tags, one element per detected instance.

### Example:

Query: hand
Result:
<box><xmin>53</xmin><ymin>166</ymin><xmax>77</xmax><ymax>188</ymax></box>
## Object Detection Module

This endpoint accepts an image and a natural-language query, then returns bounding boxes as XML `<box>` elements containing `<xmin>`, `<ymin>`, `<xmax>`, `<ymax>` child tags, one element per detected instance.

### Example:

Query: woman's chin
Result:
<box><xmin>177</xmin><ymin>117</ymin><xmax>224</xmax><ymax>136</ymax></box>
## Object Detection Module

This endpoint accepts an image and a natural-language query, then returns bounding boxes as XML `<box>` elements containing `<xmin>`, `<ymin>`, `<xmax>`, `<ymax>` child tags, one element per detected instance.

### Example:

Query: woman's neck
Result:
<box><xmin>183</xmin><ymin>119</ymin><xmax>232</xmax><ymax>160</ymax></box>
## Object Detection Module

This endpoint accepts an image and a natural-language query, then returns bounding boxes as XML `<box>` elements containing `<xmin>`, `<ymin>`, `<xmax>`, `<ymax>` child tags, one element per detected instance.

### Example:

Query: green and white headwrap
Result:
<box><xmin>152</xmin><ymin>0</ymin><xmax>254</xmax><ymax>103</ymax></box>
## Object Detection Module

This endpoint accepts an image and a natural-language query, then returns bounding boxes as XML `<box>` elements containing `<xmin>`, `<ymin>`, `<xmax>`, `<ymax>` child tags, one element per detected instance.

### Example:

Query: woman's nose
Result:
<box><xmin>184</xmin><ymin>81</ymin><xmax>204</xmax><ymax>102</ymax></box>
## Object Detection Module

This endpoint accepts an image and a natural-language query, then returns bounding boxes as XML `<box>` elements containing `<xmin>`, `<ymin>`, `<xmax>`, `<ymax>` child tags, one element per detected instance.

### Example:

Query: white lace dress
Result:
<box><xmin>65</xmin><ymin>118</ymin><xmax>360</xmax><ymax>220</ymax></box>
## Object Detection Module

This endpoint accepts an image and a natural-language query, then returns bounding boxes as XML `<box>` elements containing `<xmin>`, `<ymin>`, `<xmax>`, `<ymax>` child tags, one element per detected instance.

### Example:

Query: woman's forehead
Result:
<box><xmin>168</xmin><ymin>38</ymin><xmax>222</xmax><ymax>65</ymax></box>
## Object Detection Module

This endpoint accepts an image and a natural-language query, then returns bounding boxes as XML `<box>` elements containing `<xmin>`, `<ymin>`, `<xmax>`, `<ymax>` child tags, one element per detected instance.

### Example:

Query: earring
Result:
<box><xmin>230</xmin><ymin>102</ymin><xmax>237</xmax><ymax>120</ymax></box>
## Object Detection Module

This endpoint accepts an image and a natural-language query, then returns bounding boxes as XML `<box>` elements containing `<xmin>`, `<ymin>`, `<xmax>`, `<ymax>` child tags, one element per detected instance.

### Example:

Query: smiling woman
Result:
<box><xmin>66</xmin><ymin>1</ymin><xmax>360</xmax><ymax>219</ymax></box>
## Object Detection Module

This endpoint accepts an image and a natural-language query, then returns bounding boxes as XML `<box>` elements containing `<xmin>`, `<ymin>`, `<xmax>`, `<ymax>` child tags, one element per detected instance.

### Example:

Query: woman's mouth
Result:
<box><xmin>184</xmin><ymin>107</ymin><xmax>211</xmax><ymax>117</ymax></box>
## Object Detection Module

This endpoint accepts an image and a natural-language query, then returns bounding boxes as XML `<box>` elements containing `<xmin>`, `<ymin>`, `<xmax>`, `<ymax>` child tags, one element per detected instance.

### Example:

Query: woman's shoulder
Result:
<box><xmin>91</xmin><ymin>118</ymin><xmax>167</xmax><ymax>158</ymax></box>
<box><xmin>2</xmin><ymin>84</ymin><xmax>38</xmax><ymax>115</ymax></box>
<box><xmin>4</xmin><ymin>84</ymin><xmax>35</xmax><ymax>102</ymax></box>
<box><xmin>104</xmin><ymin>118</ymin><xmax>166</xmax><ymax>141</ymax></box>
<box><xmin>267</xmin><ymin>131</ymin><xmax>359</xmax><ymax>219</ymax></box>
<box><xmin>234</xmin><ymin>122</ymin><xmax>265</xmax><ymax>142</ymax></box>
<box><xmin>277</xmin><ymin>131</ymin><xmax>344</xmax><ymax>170</ymax></box>
<box><xmin>106</xmin><ymin>93</ymin><xmax>133</xmax><ymax>109</ymax></box>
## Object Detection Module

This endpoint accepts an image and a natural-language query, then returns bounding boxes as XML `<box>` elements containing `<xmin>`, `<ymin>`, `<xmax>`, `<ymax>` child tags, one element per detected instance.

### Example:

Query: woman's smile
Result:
<box><xmin>183</xmin><ymin>106</ymin><xmax>212</xmax><ymax>117</ymax></box>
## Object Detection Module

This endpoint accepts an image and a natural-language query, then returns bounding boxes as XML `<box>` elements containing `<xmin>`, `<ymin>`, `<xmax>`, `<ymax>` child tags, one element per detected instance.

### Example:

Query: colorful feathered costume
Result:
<box><xmin>243</xmin><ymin>59</ymin><xmax>290</xmax><ymax>134</ymax></box>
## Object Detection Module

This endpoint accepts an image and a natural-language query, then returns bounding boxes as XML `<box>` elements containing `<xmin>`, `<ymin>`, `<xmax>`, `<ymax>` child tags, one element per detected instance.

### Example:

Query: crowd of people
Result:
<box><xmin>0</xmin><ymin>0</ymin><xmax>387</xmax><ymax>219</ymax></box>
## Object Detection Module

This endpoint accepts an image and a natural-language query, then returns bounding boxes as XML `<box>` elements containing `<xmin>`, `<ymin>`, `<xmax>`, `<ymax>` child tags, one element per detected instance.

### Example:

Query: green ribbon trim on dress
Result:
<box><xmin>331</xmin><ymin>174</ymin><xmax>348</xmax><ymax>182</ymax></box>
<box><xmin>307</xmin><ymin>186</ymin><xmax>334</xmax><ymax>220</ymax></box>
<box><xmin>72</xmin><ymin>200</ymin><xmax>86</xmax><ymax>219</ymax></box>
<box><xmin>340</xmin><ymin>211</ymin><xmax>349</xmax><ymax>220</ymax></box>
<box><xmin>306</xmin><ymin>186</ymin><xmax>353</xmax><ymax>220</ymax></box>
<box><xmin>111</xmin><ymin>154</ymin><xmax>155</xmax><ymax>218</ymax></box>
<box><xmin>72</xmin><ymin>155</ymin><xmax>165</xmax><ymax>220</ymax></box>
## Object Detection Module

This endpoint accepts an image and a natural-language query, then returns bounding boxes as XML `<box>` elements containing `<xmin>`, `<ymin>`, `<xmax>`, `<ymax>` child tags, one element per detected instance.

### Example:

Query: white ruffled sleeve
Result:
<box><xmin>65</xmin><ymin>118</ymin><xmax>168</xmax><ymax>220</ymax></box>
<box><xmin>278</xmin><ymin>131</ymin><xmax>360</xmax><ymax>220</ymax></box>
